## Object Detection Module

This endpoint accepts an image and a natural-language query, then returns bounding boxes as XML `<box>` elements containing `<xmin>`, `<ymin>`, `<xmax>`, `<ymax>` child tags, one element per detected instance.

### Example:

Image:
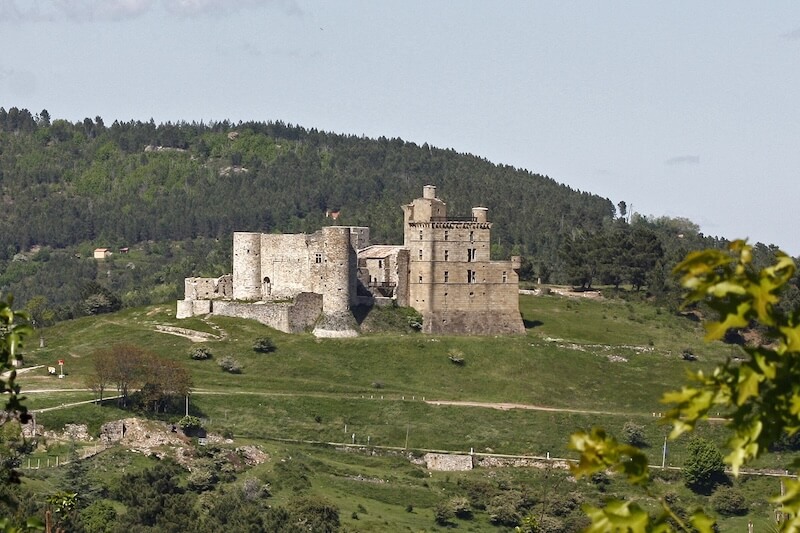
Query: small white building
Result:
<box><xmin>93</xmin><ymin>248</ymin><xmax>111</xmax><ymax>260</ymax></box>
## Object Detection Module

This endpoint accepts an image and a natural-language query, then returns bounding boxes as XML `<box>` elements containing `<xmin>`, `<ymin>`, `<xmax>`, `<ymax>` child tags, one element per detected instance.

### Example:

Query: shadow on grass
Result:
<box><xmin>524</xmin><ymin>319</ymin><xmax>543</xmax><ymax>329</ymax></box>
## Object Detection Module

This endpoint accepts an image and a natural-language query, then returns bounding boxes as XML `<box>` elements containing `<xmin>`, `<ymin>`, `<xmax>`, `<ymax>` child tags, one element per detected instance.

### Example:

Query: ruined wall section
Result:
<box><xmin>424</xmin><ymin>453</ymin><xmax>474</xmax><ymax>471</ymax></box>
<box><xmin>212</xmin><ymin>293</ymin><xmax>322</xmax><ymax>333</ymax></box>
<box><xmin>183</xmin><ymin>275</ymin><xmax>233</xmax><ymax>301</ymax></box>
<box><xmin>261</xmin><ymin>233</ymin><xmax>313</xmax><ymax>299</ymax></box>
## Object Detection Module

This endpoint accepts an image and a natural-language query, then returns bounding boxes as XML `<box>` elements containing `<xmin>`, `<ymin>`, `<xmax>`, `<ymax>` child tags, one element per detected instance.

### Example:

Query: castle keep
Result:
<box><xmin>177</xmin><ymin>186</ymin><xmax>524</xmax><ymax>336</ymax></box>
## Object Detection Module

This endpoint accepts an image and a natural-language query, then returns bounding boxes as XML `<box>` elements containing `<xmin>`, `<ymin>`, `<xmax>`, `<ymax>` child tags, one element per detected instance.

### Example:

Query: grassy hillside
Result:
<box><xmin>13</xmin><ymin>293</ymin><xmax>790</xmax><ymax>531</ymax></box>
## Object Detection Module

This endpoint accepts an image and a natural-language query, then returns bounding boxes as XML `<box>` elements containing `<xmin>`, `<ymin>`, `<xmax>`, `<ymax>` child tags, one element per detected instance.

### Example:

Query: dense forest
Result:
<box><xmin>0</xmin><ymin>106</ymin><xmax>789</xmax><ymax>322</ymax></box>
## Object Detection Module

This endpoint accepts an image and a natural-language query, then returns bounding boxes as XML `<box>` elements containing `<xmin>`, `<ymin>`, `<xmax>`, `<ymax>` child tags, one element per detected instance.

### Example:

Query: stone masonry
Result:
<box><xmin>177</xmin><ymin>185</ymin><xmax>524</xmax><ymax>336</ymax></box>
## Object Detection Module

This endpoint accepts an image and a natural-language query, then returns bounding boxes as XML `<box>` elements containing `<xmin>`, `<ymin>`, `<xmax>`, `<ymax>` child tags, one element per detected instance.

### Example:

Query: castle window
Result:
<box><xmin>467</xmin><ymin>270</ymin><xmax>476</xmax><ymax>283</ymax></box>
<box><xmin>315</xmin><ymin>253</ymin><xmax>322</xmax><ymax>264</ymax></box>
<box><xmin>444</xmin><ymin>271</ymin><xmax>449</xmax><ymax>283</ymax></box>
<box><xmin>419</xmin><ymin>230</ymin><xmax>423</xmax><ymax>240</ymax></box>
<box><xmin>378</xmin><ymin>259</ymin><xmax>383</xmax><ymax>268</ymax></box>
<box><xmin>418</xmin><ymin>249</ymin><xmax>423</xmax><ymax>260</ymax></box>
<box><xmin>502</xmin><ymin>271</ymin><xmax>508</xmax><ymax>283</ymax></box>
<box><xmin>444</xmin><ymin>250</ymin><xmax>449</xmax><ymax>261</ymax></box>
<box><xmin>469</xmin><ymin>231</ymin><xmax>474</xmax><ymax>242</ymax></box>
<box><xmin>419</xmin><ymin>275</ymin><xmax>423</xmax><ymax>284</ymax></box>
<box><xmin>444</xmin><ymin>230</ymin><xmax>449</xmax><ymax>241</ymax></box>
<box><xmin>467</xmin><ymin>248</ymin><xmax>476</xmax><ymax>262</ymax></box>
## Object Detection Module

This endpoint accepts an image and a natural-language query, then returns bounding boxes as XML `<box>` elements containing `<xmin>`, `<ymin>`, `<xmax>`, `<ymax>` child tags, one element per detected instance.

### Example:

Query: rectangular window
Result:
<box><xmin>469</xmin><ymin>231</ymin><xmax>474</xmax><ymax>242</ymax></box>
<box><xmin>419</xmin><ymin>230</ymin><xmax>423</xmax><ymax>240</ymax></box>
<box><xmin>315</xmin><ymin>253</ymin><xmax>322</xmax><ymax>264</ymax></box>
<box><xmin>419</xmin><ymin>275</ymin><xmax>423</xmax><ymax>284</ymax></box>
<box><xmin>467</xmin><ymin>270</ymin><xmax>476</xmax><ymax>283</ymax></box>
<box><xmin>444</xmin><ymin>271</ymin><xmax>449</xmax><ymax>283</ymax></box>
<box><xmin>444</xmin><ymin>230</ymin><xmax>449</xmax><ymax>241</ymax></box>
<box><xmin>467</xmin><ymin>248</ymin><xmax>476</xmax><ymax>262</ymax></box>
<box><xmin>502</xmin><ymin>271</ymin><xmax>508</xmax><ymax>283</ymax></box>
<box><xmin>418</xmin><ymin>249</ymin><xmax>423</xmax><ymax>260</ymax></box>
<box><xmin>444</xmin><ymin>250</ymin><xmax>449</xmax><ymax>261</ymax></box>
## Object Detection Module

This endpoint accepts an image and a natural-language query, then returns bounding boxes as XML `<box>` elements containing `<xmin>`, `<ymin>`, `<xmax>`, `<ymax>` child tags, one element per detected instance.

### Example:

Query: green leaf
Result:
<box><xmin>736</xmin><ymin>366</ymin><xmax>762</xmax><ymax>405</ymax></box>
<box><xmin>689</xmin><ymin>511</ymin><xmax>716</xmax><ymax>533</ymax></box>
<box><xmin>703</xmin><ymin>302</ymin><xmax>750</xmax><ymax>341</ymax></box>
<box><xmin>583</xmin><ymin>500</ymin><xmax>651</xmax><ymax>533</ymax></box>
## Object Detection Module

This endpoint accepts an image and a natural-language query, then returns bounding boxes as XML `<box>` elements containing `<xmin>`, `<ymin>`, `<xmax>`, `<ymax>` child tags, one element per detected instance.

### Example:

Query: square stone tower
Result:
<box><xmin>401</xmin><ymin>185</ymin><xmax>525</xmax><ymax>334</ymax></box>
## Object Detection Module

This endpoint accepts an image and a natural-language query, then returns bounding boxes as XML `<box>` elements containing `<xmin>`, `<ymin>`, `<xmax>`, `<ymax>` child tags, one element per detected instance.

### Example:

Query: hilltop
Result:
<box><xmin>0</xmin><ymin>107</ymin><xmax>737</xmax><ymax>324</ymax></box>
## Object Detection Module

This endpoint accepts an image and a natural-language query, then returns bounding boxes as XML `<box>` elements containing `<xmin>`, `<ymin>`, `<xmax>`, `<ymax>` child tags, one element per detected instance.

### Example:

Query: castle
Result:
<box><xmin>177</xmin><ymin>185</ymin><xmax>525</xmax><ymax>336</ymax></box>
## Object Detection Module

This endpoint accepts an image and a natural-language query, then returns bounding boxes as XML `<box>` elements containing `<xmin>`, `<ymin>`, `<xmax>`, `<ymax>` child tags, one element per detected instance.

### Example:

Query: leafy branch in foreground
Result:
<box><xmin>569</xmin><ymin>240</ymin><xmax>800</xmax><ymax>531</ymax></box>
<box><xmin>0</xmin><ymin>295</ymin><xmax>32</xmax><ymax>428</ymax></box>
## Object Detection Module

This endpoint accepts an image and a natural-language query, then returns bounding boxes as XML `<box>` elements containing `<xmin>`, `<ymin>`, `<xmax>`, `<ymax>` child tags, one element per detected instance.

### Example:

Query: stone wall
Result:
<box><xmin>424</xmin><ymin>453</ymin><xmax>474</xmax><ymax>471</ymax></box>
<box><xmin>213</xmin><ymin>294</ymin><xmax>322</xmax><ymax>333</ymax></box>
<box><xmin>184</xmin><ymin>275</ymin><xmax>232</xmax><ymax>300</ymax></box>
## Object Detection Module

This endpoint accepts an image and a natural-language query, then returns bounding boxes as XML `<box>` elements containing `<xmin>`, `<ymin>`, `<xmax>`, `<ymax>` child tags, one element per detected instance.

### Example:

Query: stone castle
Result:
<box><xmin>177</xmin><ymin>185</ymin><xmax>525</xmax><ymax>336</ymax></box>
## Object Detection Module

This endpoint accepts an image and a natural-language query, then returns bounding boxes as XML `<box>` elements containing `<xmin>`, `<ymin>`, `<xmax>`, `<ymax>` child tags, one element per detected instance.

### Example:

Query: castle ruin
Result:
<box><xmin>177</xmin><ymin>185</ymin><xmax>525</xmax><ymax>336</ymax></box>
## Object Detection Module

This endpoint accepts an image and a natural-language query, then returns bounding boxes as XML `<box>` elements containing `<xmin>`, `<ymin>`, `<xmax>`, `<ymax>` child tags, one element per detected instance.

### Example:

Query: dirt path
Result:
<box><xmin>424</xmin><ymin>399</ymin><xmax>622</xmax><ymax>416</ymax></box>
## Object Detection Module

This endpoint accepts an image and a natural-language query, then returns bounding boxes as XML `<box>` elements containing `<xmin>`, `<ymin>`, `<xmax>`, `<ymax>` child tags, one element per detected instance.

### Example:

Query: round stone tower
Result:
<box><xmin>472</xmin><ymin>207</ymin><xmax>488</xmax><ymax>223</ymax></box>
<box><xmin>320</xmin><ymin>226</ymin><xmax>351</xmax><ymax>315</ymax></box>
<box><xmin>313</xmin><ymin>226</ymin><xmax>359</xmax><ymax>338</ymax></box>
<box><xmin>232</xmin><ymin>232</ymin><xmax>262</xmax><ymax>300</ymax></box>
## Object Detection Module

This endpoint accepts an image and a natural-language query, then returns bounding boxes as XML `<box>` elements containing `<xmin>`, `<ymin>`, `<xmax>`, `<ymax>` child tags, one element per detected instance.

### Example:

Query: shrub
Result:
<box><xmin>288</xmin><ymin>496</ymin><xmax>340</xmax><ymax>533</ymax></box>
<box><xmin>178</xmin><ymin>415</ymin><xmax>203</xmax><ymax>431</ymax></box>
<box><xmin>710</xmin><ymin>486</ymin><xmax>748</xmax><ymax>516</ymax></box>
<box><xmin>622</xmin><ymin>421</ymin><xmax>648</xmax><ymax>448</ymax></box>
<box><xmin>590</xmin><ymin>472</ymin><xmax>610</xmax><ymax>492</ymax></box>
<box><xmin>187</xmin><ymin>466</ymin><xmax>217</xmax><ymax>492</ymax></box>
<box><xmin>189</xmin><ymin>346</ymin><xmax>213</xmax><ymax>360</ymax></box>
<box><xmin>450</xmin><ymin>496</ymin><xmax>472</xmax><ymax>519</ymax></box>
<box><xmin>433</xmin><ymin>500</ymin><xmax>454</xmax><ymax>526</ymax></box>
<box><xmin>252</xmin><ymin>337</ymin><xmax>276</xmax><ymax>353</ymax></box>
<box><xmin>683</xmin><ymin>437</ymin><xmax>726</xmax><ymax>494</ymax></box>
<box><xmin>448</xmin><ymin>348</ymin><xmax>465</xmax><ymax>365</ymax></box>
<box><xmin>218</xmin><ymin>356</ymin><xmax>242</xmax><ymax>374</ymax></box>
<box><xmin>487</xmin><ymin>492</ymin><xmax>522</xmax><ymax>527</ymax></box>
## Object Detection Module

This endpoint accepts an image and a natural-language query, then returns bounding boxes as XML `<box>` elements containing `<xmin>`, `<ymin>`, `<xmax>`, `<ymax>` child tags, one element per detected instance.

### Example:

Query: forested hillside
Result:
<box><xmin>0</xmin><ymin>107</ymin><xmax>612</xmax><ymax>255</ymax></box>
<box><xmin>0</xmin><ymin>106</ymin><xmax>786</xmax><ymax>322</ymax></box>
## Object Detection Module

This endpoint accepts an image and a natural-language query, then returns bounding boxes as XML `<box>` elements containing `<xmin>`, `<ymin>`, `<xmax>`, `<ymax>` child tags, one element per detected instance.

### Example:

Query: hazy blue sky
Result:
<box><xmin>2</xmin><ymin>1</ymin><xmax>798</xmax><ymax>253</ymax></box>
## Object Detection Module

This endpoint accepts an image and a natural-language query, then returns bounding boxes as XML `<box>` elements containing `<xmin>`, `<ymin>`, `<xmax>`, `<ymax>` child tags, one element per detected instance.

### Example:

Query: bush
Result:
<box><xmin>178</xmin><ymin>415</ymin><xmax>203</xmax><ymax>431</ymax></box>
<box><xmin>710</xmin><ymin>486</ymin><xmax>748</xmax><ymax>516</ymax></box>
<box><xmin>683</xmin><ymin>437</ymin><xmax>726</xmax><ymax>494</ymax></box>
<box><xmin>448</xmin><ymin>348</ymin><xmax>465</xmax><ymax>365</ymax></box>
<box><xmin>433</xmin><ymin>500</ymin><xmax>454</xmax><ymax>526</ymax></box>
<box><xmin>252</xmin><ymin>337</ymin><xmax>276</xmax><ymax>353</ymax></box>
<box><xmin>622</xmin><ymin>421</ymin><xmax>648</xmax><ymax>448</ymax></box>
<box><xmin>189</xmin><ymin>346</ymin><xmax>213</xmax><ymax>360</ymax></box>
<box><xmin>450</xmin><ymin>496</ymin><xmax>472</xmax><ymax>519</ymax></box>
<box><xmin>487</xmin><ymin>492</ymin><xmax>522</xmax><ymax>527</ymax></box>
<box><xmin>218</xmin><ymin>356</ymin><xmax>242</xmax><ymax>374</ymax></box>
<box><xmin>187</xmin><ymin>466</ymin><xmax>217</xmax><ymax>492</ymax></box>
<box><xmin>288</xmin><ymin>496</ymin><xmax>340</xmax><ymax>533</ymax></box>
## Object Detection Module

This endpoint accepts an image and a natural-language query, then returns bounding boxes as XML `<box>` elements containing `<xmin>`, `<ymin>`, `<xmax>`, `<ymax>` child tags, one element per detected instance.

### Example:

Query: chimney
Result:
<box><xmin>423</xmin><ymin>185</ymin><xmax>436</xmax><ymax>199</ymax></box>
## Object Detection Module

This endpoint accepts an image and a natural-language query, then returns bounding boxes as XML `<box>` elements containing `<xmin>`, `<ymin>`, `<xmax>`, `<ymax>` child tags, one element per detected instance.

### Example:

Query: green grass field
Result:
<box><xmin>15</xmin><ymin>293</ymin><xmax>790</xmax><ymax>531</ymax></box>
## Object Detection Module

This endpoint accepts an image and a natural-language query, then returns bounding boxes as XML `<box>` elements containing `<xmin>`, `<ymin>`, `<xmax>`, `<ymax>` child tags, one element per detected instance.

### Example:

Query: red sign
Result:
<box><xmin>58</xmin><ymin>360</ymin><xmax>64</xmax><ymax>365</ymax></box>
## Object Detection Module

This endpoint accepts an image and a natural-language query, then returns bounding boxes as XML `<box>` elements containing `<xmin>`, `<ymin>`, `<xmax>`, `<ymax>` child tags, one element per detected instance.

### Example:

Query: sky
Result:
<box><xmin>1</xmin><ymin>1</ymin><xmax>799</xmax><ymax>254</ymax></box>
